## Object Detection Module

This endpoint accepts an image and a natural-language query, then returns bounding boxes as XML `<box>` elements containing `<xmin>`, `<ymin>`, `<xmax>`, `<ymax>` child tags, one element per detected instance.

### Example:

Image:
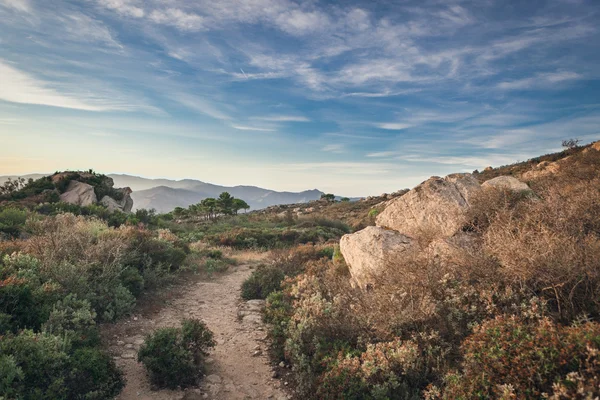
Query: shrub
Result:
<box><xmin>0</xmin><ymin>253</ymin><xmax>58</xmax><ymax>333</ymax></box>
<box><xmin>0</xmin><ymin>207</ymin><xmax>27</xmax><ymax>238</ymax></box>
<box><xmin>241</xmin><ymin>245</ymin><xmax>333</xmax><ymax>301</ymax></box>
<box><xmin>138</xmin><ymin>319</ymin><xmax>215</xmax><ymax>389</ymax></box>
<box><xmin>0</xmin><ymin>330</ymin><xmax>69</xmax><ymax>400</ymax></box>
<box><xmin>203</xmin><ymin>258</ymin><xmax>230</xmax><ymax>274</ymax></box>
<box><xmin>318</xmin><ymin>340</ymin><xmax>426</xmax><ymax>400</ymax></box>
<box><xmin>65</xmin><ymin>347</ymin><xmax>125</xmax><ymax>400</ymax></box>
<box><xmin>484</xmin><ymin>180</ymin><xmax>600</xmax><ymax>321</ymax></box>
<box><xmin>241</xmin><ymin>264</ymin><xmax>285</xmax><ymax>300</ymax></box>
<box><xmin>42</xmin><ymin>295</ymin><xmax>98</xmax><ymax>346</ymax></box>
<box><xmin>264</xmin><ymin>290</ymin><xmax>293</xmax><ymax>361</ymax></box>
<box><xmin>120</xmin><ymin>267</ymin><xmax>145</xmax><ymax>297</ymax></box>
<box><xmin>440</xmin><ymin>316</ymin><xmax>600</xmax><ymax>399</ymax></box>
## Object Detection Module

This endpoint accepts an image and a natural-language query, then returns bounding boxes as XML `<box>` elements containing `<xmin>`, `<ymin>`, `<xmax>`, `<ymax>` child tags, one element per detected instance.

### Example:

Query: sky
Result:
<box><xmin>1</xmin><ymin>0</ymin><xmax>599</xmax><ymax>196</ymax></box>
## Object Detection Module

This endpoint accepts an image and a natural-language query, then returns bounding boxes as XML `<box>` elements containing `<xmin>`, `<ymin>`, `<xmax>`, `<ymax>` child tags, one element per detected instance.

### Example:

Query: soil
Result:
<box><xmin>102</xmin><ymin>263</ymin><xmax>291</xmax><ymax>400</ymax></box>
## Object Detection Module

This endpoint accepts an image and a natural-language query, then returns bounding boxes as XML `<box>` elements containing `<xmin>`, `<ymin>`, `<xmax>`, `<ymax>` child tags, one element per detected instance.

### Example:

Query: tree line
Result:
<box><xmin>173</xmin><ymin>192</ymin><xmax>250</xmax><ymax>220</ymax></box>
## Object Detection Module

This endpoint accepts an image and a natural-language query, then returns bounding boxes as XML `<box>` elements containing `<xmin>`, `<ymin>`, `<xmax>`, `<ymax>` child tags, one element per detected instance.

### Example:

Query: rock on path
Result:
<box><xmin>103</xmin><ymin>264</ymin><xmax>289</xmax><ymax>400</ymax></box>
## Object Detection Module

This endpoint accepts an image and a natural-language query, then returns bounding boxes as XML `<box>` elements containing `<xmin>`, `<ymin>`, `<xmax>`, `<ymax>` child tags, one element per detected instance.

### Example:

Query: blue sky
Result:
<box><xmin>1</xmin><ymin>0</ymin><xmax>599</xmax><ymax>196</ymax></box>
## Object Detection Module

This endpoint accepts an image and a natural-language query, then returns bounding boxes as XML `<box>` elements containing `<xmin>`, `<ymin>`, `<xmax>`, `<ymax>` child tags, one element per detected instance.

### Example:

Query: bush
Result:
<box><xmin>65</xmin><ymin>347</ymin><xmax>124</xmax><ymax>400</ymax></box>
<box><xmin>318</xmin><ymin>340</ymin><xmax>426</xmax><ymax>400</ymax></box>
<box><xmin>203</xmin><ymin>258</ymin><xmax>230</xmax><ymax>274</ymax></box>
<box><xmin>0</xmin><ymin>207</ymin><xmax>27</xmax><ymax>238</ymax></box>
<box><xmin>0</xmin><ymin>330</ymin><xmax>122</xmax><ymax>400</ymax></box>
<box><xmin>138</xmin><ymin>319</ymin><xmax>215</xmax><ymax>389</ymax></box>
<box><xmin>42</xmin><ymin>295</ymin><xmax>98</xmax><ymax>346</ymax></box>
<box><xmin>440</xmin><ymin>316</ymin><xmax>600</xmax><ymax>399</ymax></box>
<box><xmin>241</xmin><ymin>264</ymin><xmax>285</xmax><ymax>300</ymax></box>
<box><xmin>0</xmin><ymin>330</ymin><xmax>69</xmax><ymax>399</ymax></box>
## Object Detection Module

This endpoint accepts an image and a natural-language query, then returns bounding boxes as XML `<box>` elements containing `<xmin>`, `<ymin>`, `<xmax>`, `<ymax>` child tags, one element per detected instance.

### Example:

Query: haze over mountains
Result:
<box><xmin>0</xmin><ymin>173</ymin><xmax>324</xmax><ymax>213</ymax></box>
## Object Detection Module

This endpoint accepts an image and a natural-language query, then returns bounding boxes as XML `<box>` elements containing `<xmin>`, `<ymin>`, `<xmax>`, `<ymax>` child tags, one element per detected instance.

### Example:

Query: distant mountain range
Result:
<box><xmin>0</xmin><ymin>173</ymin><xmax>324</xmax><ymax>213</ymax></box>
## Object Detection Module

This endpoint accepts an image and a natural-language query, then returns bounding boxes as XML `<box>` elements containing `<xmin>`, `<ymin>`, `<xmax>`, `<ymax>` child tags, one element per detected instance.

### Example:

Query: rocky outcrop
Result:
<box><xmin>341</xmin><ymin>173</ymin><xmax>531</xmax><ymax>289</ymax></box>
<box><xmin>481</xmin><ymin>176</ymin><xmax>532</xmax><ymax>192</ymax></box>
<box><xmin>57</xmin><ymin>172</ymin><xmax>133</xmax><ymax>213</ymax></box>
<box><xmin>340</xmin><ymin>226</ymin><xmax>416</xmax><ymax>289</ymax></box>
<box><xmin>100</xmin><ymin>188</ymin><xmax>133</xmax><ymax>213</ymax></box>
<box><xmin>59</xmin><ymin>181</ymin><xmax>97</xmax><ymax>206</ymax></box>
<box><xmin>376</xmin><ymin>174</ymin><xmax>480</xmax><ymax>239</ymax></box>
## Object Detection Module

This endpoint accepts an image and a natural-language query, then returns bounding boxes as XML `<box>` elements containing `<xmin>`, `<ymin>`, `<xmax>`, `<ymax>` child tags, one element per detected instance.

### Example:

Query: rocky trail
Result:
<box><xmin>102</xmin><ymin>264</ymin><xmax>290</xmax><ymax>400</ymax></box>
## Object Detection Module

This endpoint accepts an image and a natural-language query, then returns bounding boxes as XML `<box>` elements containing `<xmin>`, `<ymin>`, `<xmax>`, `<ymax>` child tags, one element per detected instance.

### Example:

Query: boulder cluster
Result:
<box><xmin>340</xmin><ymin>174</ymin><xmax>532</xmax><ymax>289</ymax></box>
<box><xmin>54</xmin><ymin>173</ymin><xmax>133</xmax><ymax>213</ymax></box>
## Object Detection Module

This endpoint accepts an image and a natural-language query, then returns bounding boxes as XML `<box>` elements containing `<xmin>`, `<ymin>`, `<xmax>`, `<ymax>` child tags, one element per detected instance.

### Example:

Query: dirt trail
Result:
<box><xmin>103</xmin><ymin>264</ymin><xmax>289</xmax><ymax>400</ymax></box>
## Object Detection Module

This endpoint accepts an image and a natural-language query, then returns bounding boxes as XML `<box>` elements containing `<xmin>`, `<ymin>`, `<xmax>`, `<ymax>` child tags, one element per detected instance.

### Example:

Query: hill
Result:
<box><xmin>1</xmin><ymin>174</ymin><xmax>325</xmax><ymax>213</ymax></box>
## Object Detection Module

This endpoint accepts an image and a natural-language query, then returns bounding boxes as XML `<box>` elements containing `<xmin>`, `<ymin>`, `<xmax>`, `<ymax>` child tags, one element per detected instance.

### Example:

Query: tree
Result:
<box><xmin>340</xmin><ymin>197</ymin><xmax>350</xmax><ymax>202</ymax></box>
<box><xmin>562</xmin><ymin>138</ymin><xmax>580</xmax><ymax>149</ymax></box>
<box><xmin>232</xmin><ymin>198</ymin><xmax>250</xmax><ymax>214</ymax></box>
<box><xmin>0</xmin><ymin>177</ymin><xmax>26</xmax><ymax>196</ymax></box>
<box><xmin>321</xmin><ymin>193</ymin><xmax>335</xmax><ymax>202</ymax></box>
<box><xmin>201</xmin><ymin>198</ymin><xmax>218</xmax><ymax>220</ymax></box>
<box><xmin>217</xmin><ymin>192</ymin><xmax>234</xmax><ymax>215</ymax></box>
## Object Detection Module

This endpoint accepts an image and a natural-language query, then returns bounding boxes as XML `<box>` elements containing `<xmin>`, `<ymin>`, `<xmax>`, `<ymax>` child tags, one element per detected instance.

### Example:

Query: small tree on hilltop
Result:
<box><xmin>217</xmin><ymin>192</ymin><xmax>234</xmax><ymax>215</ymax></box>
<box><xmin>321</xmin><ymin>193</ymin><xmax>336</xmax><ymax>202</ymax></box>
<box><xmin>562</xmin><ymin>138</ymin><xmax>580</xmax><ymax>149</ymax></box>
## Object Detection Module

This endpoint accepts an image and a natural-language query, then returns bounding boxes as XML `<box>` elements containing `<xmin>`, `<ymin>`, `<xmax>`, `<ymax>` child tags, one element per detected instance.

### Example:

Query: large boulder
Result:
<box><xmin>481</xmin><ymin>176</ymin><xmax>531</xmax><ymax>192</ymax></box>
<box><xmin>376</xmin><ymin>174</ymin><xmax>481</xmax><ymax>239</ymax></box>
<box><xmin>100</xmin><ymin>187</ymin><xmax>133</xmax><ymax>213</ymax></box>
<box><xmin>340</xmin><ymin>226</ymin><xmax>417</xmax><ymax>289</ymax></box>
<box><xmin>59</xmin><ymin>181</ymin><xmax>97</xmax><ymax>207</ymax></box>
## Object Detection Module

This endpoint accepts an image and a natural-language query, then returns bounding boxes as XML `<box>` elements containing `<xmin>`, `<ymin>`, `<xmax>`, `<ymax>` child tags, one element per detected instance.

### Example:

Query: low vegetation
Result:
<box><xmin>137</xmin><ymin>319</ymin><xmax>215</xmax><ymax>389</ymax></box>
<box><xmin>0</xmin><ymin>211</ymin><xmax>190</xmax><ymax>398</ymax></box>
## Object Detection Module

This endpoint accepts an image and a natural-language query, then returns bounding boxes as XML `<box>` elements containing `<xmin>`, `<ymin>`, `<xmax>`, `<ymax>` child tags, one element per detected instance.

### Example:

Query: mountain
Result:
<box><xmin>107</xmin><ymin>175</ymin><xmax>324</xmax><ymax>213</ymax></box>
<box><xmin>1</xmin><ymin>173</ymin><xmax>324</xmax><ymax>213</ymax></box>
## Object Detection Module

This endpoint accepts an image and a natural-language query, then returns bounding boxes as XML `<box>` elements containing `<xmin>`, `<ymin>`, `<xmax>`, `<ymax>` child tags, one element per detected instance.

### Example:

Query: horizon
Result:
<box><xmin>2</xmin><ymin>0</ymin><xmax>600</xmax><ymax>196</ymax></box>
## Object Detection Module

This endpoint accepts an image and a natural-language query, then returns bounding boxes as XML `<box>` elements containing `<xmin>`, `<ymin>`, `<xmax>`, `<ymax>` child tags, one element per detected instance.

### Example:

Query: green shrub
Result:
<box><xmin>0</xmin><ymin>330</ymin><xmax>70</xmax><ymax>399</ymax></box>
<box><xmin>120</xmin><ymin>267</ymin><xmax>145</xmax><ymax>297</ymax></box>
<box><xmin>0</xmin><ymin>254</ymin><xmax>58</xmax><ymax>333</ymax></box>
<box><xmin>0</xmin><ymin>207</ymin><xmax>27</xmax><ymax>238</ymax></box>
<box><xmin>65</xmin><ymin>347</ymin><xmax>125</xmax><ymax>400</ymax></box>
<box><xmin>203</xmin><ymin>258</ymin><xmax>230</xmax><ymax>274</ymax></box>
<box><xmin>198</xmin><ymin>249</ymin><xmax>223</xmax><ymax>259</ymax></box>
<box><xmin>138</xmin><ymin>319</ymin><xmax>215</xmax><ymax>389</ymax></box>
<box><xmin>241</xmin><ymin>264</ymin><xmax>285</xmax><ymax>300</ymax></box>
<box><xmin>42</xmin><ymin>295</ymin><xmax>98</xmax><ymax>346</ymax></box>
<box><xmin>264</xmin><ymin>291</ymin><xmax>293</xmax><ymax>361</ymax></box>
<box><xmin>317</xmin><ymin>246</ymin><xmax>335</xmax><ymax>259</ymax></box>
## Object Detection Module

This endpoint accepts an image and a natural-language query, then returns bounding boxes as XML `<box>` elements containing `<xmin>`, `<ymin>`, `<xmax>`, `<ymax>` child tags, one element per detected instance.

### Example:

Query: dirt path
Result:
<box><xmin>103</xmin><ymin>264</ymin><xmax>289</xmax><ymax>400</ymax></box>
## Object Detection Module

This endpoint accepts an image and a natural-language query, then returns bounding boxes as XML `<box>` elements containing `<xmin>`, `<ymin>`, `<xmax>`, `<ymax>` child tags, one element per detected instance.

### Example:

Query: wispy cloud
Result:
<box><xmin>321</xmin><ymin>144</ymin><xmax>345</xmax><ymax>153</ymax></box>
<box><xmin>0</xmin><ymin>60</ymin><xmax>110</xmax><ymax>111</ymax></box>
<box><xmin>366</xmin><ymin>151</ymin><xmax>397</xmax><ymax>158</ymax></box>
<box><xmin>61</xmin><ymin>12</ymin><xmax>123</xmax><ymax>48</ymax></box>
<box><xmin>149</xmin><ymin>8</ymin><xmax>205</xmax><ymax>32</ymax></box>
<box><xmin>231</xmin><ymin>125</ymin><xmax>276</xmax><ymax>132</ymax></box>
<box><xmin>172</xmin><ymin>94</ymin><xmax>232</xmax><ymax>121</ymax></box>
<box><xmin>498</xmin><ymin>71</ymin><xmax>583</xmax><ymax>90</ymax></box>
<box><xmin>255</xmin><ymin>115</ymin><xmax>310</xmax><ymax>122</ymax></box>
<box><xmin>97</xmin><ymin>0</ymin><xmax>144</xmax><ymax>18</ymax></box>
<box><xmin>376</xmin><ymin>123</ymin><xmax>412</xmax><ymax>130</ymax></box>
<box><xmin>0</xmin><ymin>0</ymin><xmax>31</xmax><ymax>13</ymax></box>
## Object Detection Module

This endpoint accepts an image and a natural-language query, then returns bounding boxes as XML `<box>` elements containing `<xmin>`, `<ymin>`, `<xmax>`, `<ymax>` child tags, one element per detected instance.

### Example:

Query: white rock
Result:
<box><xmin>376</xmin><ymin>174</ymin><xmax>481</xmax><ymax>239</ymax></box>
<box><xmin>481</xmin><ymin>176</ymin><xmax>532</xmax><ymax>192</ymax></box>
<box><xmin>340</xmin><ymin>226</ymin><xmax>417</xmax><ymax>289</ymax></box>
<box><xmin>59</xmin><ymin>181</ymin><xmax>97</xmax><ymax>207</ymax></box>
